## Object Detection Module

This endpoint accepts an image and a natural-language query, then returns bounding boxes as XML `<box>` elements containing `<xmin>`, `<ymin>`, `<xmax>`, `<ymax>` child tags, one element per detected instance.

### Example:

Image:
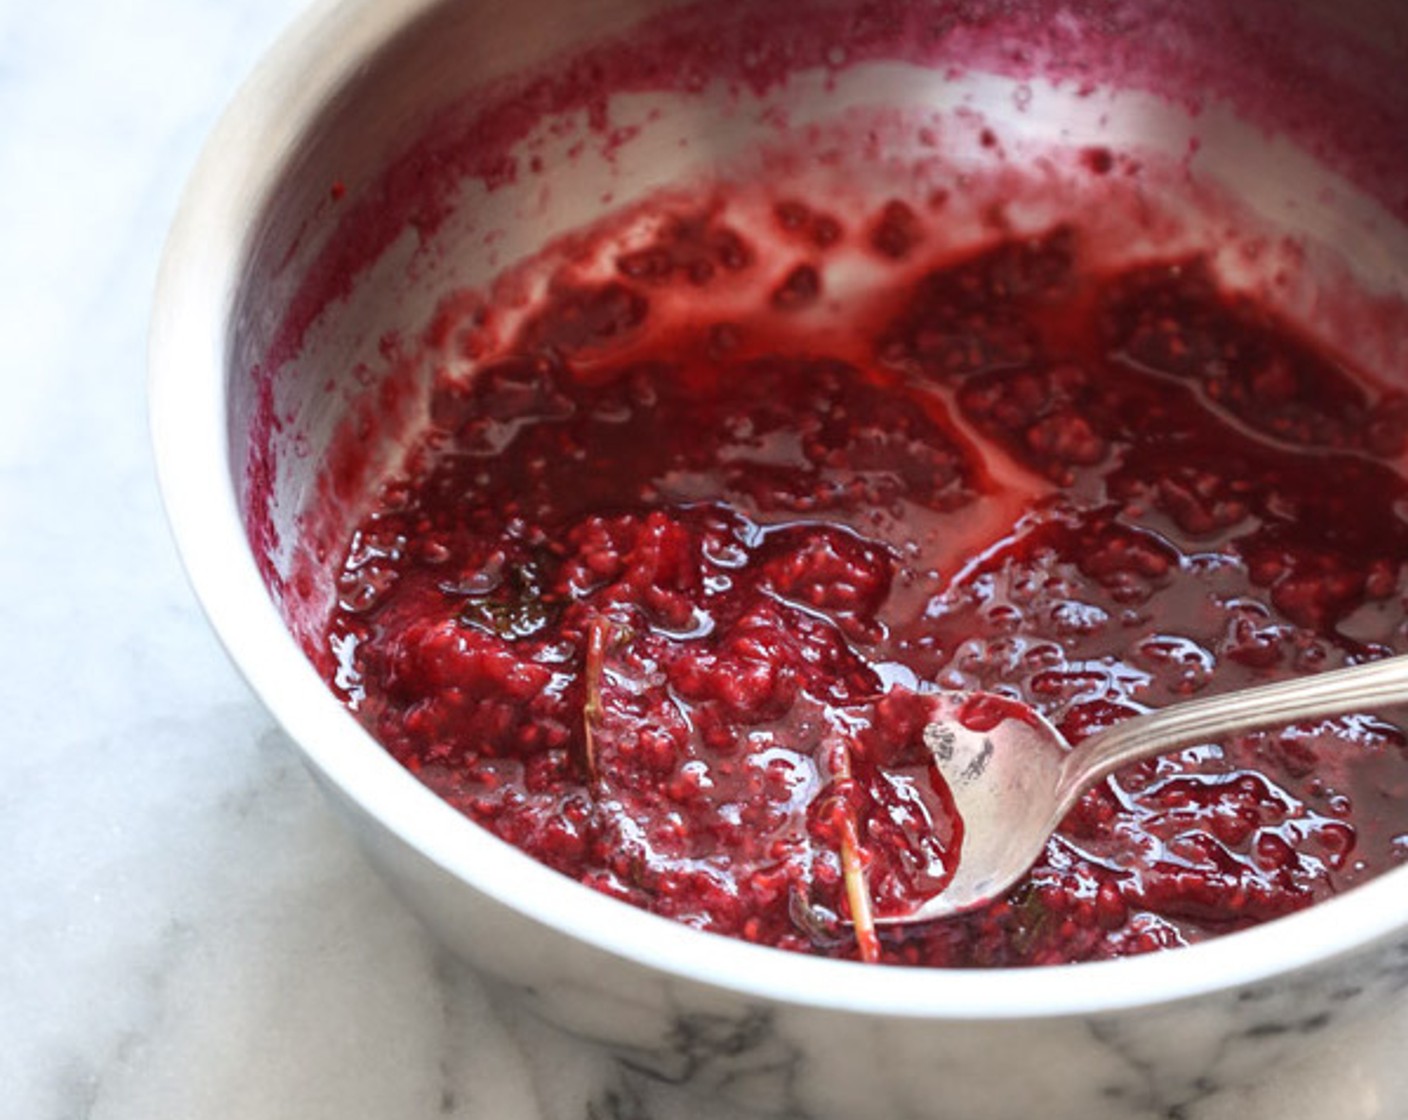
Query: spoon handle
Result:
<box><xmin>1057</xmin><ymin>653</ymin><xmax>1408</xmax><ymax>810</ymax></box>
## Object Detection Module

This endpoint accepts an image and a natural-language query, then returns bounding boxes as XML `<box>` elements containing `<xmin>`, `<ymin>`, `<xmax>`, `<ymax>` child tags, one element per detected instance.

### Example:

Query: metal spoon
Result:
<box><xmin>886</xmin><ymin>654</ymin><xmax>1408</xmax><ymax>925</ymax></box>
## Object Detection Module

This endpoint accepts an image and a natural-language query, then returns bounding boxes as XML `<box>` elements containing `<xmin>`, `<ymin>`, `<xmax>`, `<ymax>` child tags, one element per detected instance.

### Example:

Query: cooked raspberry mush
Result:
<box><xmin>325</xmin><ymin>202</ymin><xmax>1408</xmax><ymax>967</ymax></box>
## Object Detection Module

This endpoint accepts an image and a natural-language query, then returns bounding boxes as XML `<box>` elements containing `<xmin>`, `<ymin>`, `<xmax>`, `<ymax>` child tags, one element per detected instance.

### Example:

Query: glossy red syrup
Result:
<box><xmin>325</xmin><ymin>207</ymin><xmax>1408</xmax><ymax>967</ymax></box>
<box><xmin>247</xmin><ymin>0</ymin><xmax>1408</xmax><ymax>606</ymax></box>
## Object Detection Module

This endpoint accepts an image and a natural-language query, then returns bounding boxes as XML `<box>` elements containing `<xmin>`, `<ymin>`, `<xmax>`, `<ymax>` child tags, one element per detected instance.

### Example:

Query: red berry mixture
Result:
<box><xmin>324</xmin><ymin>205</ymin><xmax>1408</xmax><ymax>967</ymax></box>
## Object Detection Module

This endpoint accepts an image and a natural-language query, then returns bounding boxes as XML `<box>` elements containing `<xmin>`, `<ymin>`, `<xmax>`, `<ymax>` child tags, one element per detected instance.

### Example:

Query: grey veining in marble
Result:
<box><xmin>6</xmin><ymin>0</ymin><xmax>1408</xmax><ymax>1117</ymax></box>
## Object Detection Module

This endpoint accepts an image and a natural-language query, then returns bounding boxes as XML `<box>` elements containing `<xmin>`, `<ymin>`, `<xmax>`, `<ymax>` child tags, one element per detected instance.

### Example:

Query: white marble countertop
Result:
<box><xmin>5</xmin><ymin>2</ymin><xmax>1408</xmax><ymax>1117</ymax></box>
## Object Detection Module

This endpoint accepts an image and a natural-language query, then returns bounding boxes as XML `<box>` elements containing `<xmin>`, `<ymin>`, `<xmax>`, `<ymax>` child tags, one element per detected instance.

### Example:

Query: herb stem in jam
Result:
<box><xmin>833</xmin><ymin>740</ymin><xmax>880</xmax><ymax>964</ymax></box>
<box><xmin>582</xmin><ymin>614</ymin><xmax>611</xmax><ymax>783</ymax></box>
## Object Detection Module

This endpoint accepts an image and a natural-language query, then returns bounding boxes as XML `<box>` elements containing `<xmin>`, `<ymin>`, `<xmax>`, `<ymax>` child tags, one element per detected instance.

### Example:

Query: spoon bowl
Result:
<box><xmin>898</xmin><ymin>654</ymin><xmax>1408</xmax><ymax>925</ymax></box>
